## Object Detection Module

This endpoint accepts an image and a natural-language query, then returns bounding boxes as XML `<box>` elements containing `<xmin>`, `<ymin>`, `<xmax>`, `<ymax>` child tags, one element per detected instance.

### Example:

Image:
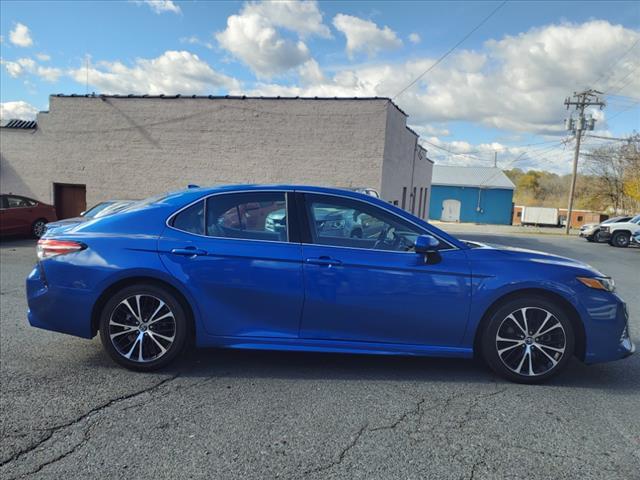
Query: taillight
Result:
<box><xmin>37</xmin><ymin>239</ymin><xmax>86</xmax><ymax>260</ymax></box>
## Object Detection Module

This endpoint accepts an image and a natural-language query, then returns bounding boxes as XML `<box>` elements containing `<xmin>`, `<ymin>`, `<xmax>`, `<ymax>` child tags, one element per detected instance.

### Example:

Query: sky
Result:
<box><xmin>1</xmin><ymin>0</ymin><xmax>639</xmax><ymax>173</ymax></box>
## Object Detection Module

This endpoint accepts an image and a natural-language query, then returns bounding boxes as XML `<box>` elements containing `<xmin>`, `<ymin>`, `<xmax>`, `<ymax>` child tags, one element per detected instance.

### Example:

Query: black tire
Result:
<box><xmin>611</xmin><ymin>231</ymin><xmax>630</xmax><ymax>248</ymax></box>
<box><xmin>32</xmin><ymin>219</ymin><xmax>47</xmax><ymax>238</ymax></box>
<box><xmin>481</xmin><ymin>296</ymin><xmax>575</xmax><ymax>384</ymax></box>
<box><xmin>585</xmin><ymin>235</ymin><xmax>594</xmax><ymax>242</ymax></box>
<box><xmin>99</xmin><ymin>284</ymin><xmax>188</xmax><ymax>371</ymax></box>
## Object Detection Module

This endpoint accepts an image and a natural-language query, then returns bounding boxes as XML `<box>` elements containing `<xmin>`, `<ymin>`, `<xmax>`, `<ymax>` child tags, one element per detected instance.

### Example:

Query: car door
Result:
<box><xmin>158</xmin><ymin>190</ymin><xmax>304</xmax><ymax>338</ymax></box>
<box><xmin>299</xmin><ymin>192</ymin><xmax>472</xmax><ymax>347</ymax></box>
<box><xmin>1</xmin><ymin>195</ymin><xmax>32</xmax><ymax>235</ymax></box>
<box><xmin>0</xmin><ymin>196</ymin><xmax>11</xmax><ymax>234</ymax></box>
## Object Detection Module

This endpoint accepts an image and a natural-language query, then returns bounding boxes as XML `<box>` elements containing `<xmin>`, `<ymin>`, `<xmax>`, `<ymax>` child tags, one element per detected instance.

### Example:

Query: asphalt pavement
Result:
<box><xmin>1</xmin><ymin>233</ymin><xmax>638</xmax><ymax>479</ymax></box>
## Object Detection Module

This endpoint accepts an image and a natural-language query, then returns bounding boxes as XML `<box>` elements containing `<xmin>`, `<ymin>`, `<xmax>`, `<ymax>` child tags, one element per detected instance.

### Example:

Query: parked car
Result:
<box><xmin>0</xmin><ymin>194</ymin><xmax>57</xmax><ymax>238</ymax></box>
<box><xmin>579</xmin><ymin>216</ymin><xmax>633</xmax><ymax>242</ymax></box>
<box><xmin>598</xmin><ymin>214</ymin><xmax>640</xmax><ymax>247</ymax></box>
<box><xmin>44</xmin><ymin>200</ymin><xmax>135</xmax><ymax>233</ymax></box>
<box><xmin>27</xmin><ymin>185</ymin><xmax>634</xmax><ymax>384</ymax></box>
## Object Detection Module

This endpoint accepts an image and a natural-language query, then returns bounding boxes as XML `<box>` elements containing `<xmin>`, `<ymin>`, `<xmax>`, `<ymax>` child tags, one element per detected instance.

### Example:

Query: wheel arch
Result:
<box><xmin>472</xmin><ymin>288</ymin><xmax>586</xmax><ymax>361</ymax></box>
<box><xmin>91</xmin><ymin>276</ymin><xmax>196</xmax><ymax>342</ymax></box>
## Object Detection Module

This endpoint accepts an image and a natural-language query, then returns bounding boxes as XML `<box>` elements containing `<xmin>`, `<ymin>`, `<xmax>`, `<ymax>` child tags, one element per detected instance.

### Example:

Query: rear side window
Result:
<box><xmin>206</xmin><ymin>192</ymin><xmax>287</xmax><ymax>242</ymax></box>
<box><xmin>6</xmin><ymin>196</ymin><xmax>35</xmax><ymax>208</ymax></box>
<box><xmin>172</xmin><ymin>200</ymin><xmax>205</xmax><ymax>235</ymax></box>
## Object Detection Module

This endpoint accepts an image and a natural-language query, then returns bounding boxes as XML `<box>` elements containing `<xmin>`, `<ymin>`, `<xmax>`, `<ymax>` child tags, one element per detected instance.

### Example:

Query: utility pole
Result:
<box><xmin>493</xmin><ymin>151</ymin><xmax>497</xmax><ymax>167</ymax></box>
<box><xmin>563</xmin><ymin>89</ymin><xmax>605</xmax><ymax>234</ymax></box>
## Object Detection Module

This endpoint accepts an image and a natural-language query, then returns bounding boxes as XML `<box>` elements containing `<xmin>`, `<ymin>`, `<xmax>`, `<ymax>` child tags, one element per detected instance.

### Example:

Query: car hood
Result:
<box><xmin>580</xmin><ymin>223</ymin><xmax>598</xmax><ymax>229</ymax></box>
<box><xmin>463</xmin><ymin>240</ymin><xmax>604</xmax><ymax>276</ymax></box>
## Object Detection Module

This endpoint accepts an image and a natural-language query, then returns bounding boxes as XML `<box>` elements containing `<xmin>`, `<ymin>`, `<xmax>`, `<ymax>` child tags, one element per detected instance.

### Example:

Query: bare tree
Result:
<box><xmin>583</xmin><ymin>141</ymin><xmax>640</xmax><ymax>214</ymax></box>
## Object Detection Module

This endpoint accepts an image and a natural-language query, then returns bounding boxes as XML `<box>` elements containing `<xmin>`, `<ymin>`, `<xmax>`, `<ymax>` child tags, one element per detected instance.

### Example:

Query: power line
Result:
<box><xmin>607</xmin><ymin>101</ymin><xmax>640</xmax><ymax>122</ymax></box>
<box><xmin>392</xmin><ymin>0</ymin><xmax>507</xmax><ymax>100</ymax></box>
<box><xmin>605</xmin><ymin>65</ymin><xmax>640</xmax><ymax>96</ymax></box>
<box><xmin>420</xmin><ymin>139</ymin><xmax>487</xmax><ymax>160</ymax></box>
<box><xmin>592</xmin><ymin>38</ymin><xmax>640</xmax><ymax>89</ymax></box>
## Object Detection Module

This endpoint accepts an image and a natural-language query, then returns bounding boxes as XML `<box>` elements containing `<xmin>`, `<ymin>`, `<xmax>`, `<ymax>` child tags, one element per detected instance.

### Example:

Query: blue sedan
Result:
<box><xmin>26</xmin><ymin>185</ymin><xmax>634</xmax><ymax>383</ymax></box>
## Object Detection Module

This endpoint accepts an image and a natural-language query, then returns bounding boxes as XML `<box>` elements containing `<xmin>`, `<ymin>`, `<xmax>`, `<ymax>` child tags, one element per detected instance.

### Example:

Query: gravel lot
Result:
<box><xmin>1</xmin><ymin>233</ymin><xmax>638</xmax><ymax>479</ymax></box>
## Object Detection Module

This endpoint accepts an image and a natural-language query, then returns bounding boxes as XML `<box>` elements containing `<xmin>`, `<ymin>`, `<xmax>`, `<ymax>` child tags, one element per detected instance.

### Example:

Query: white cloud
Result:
<box><xmin>332</xmin><ymin>14</ymin><xmax>402</xmax><ymax>58</ymax></box>
<box><xmin>68</xmin><ymin>50</ymin><xmax>239</xmax><ymax>94</ymax></box>
<box><xmin>1</xmin><ymin>57</ymin><xmax>62</xmax><ymax>82</ymax></box>
<box><xmin>408</xmin><ymin>33</ymin><xmax>421</xmax><ymax>44</ymax></box>
<box><xmin>248</xmin><ymin>20</ymin><xmax>639</xmax><ymax>138</ymax></box>
<box><xmin>35</xmin><ymin>53</ymin><xmax>51</xmax><ymax>61</ymax></box>
<box><xmin>245</xmin><ymin>1</ymin><xmax>331</xmax><ymax>38</ymax></box>
<box><xmin>134</xmin><ymin>0</ymin><xmax>181</xmax><ymax>15</ymax></box>
<box><xmin>216</xmin><ymin>0</ymin><xmax>330</xmax><ymax>76</ymax></box>
<box><xmin>179</xmin><ymin>36</ymin><xmax>213</xmax><ymax>50</ymax></box>
<box><xmin>9</xmin><ymin>22</ymin><xmax>33</xmax><ymax>47</ymax></box>
<box><xmin>0</xmin><ymin>101</ymin><xmax>38</xmax><ymax>121</ymax></box>
<box><xmin>36</xmin><ymin>65</ymin><xmax>62</xmax><ymax>82</ymax></box>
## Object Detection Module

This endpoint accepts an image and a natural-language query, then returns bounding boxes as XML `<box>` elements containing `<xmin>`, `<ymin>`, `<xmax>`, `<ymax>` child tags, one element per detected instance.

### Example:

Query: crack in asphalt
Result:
<box><xmin>0</xmin><ymin>374</ymin><xmax>179</xmax><ymax>470</ymax></box>
<box><xmin>304</xmin><ymin>397</ymin><xmax>428</xmax><ymax>475</ymax></box>
<box><xmin>304</xmin><ymin>422</ymin><xmax>370</xmax><ymax>475</ymax></box>
<box><xmin>304</xmin><ymin>387</ymin><xmax>510</xmax><ymax>476</ymax></box>
<box><xmin>468</xmin><ymin>459</ymin><xmax>486</xmax><ymax>480</ymax></box>
<box><xmin>10</xmin><ymin>420</ymin><xmax>98</xmax><ymax>480</ymax></box>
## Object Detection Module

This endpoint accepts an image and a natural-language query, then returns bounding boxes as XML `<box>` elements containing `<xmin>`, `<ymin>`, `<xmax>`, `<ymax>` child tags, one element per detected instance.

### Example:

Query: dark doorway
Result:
<box><xmin>54</xmin><ymin>183</ymin><xmax>86</xmax><ymax>219</ymax></box>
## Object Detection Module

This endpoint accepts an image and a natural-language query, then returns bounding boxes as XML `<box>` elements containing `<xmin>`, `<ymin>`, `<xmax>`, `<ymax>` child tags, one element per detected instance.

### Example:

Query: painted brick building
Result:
<box><xmin>0</xmin><ymin>95</ymin><xmax>433</xmax><ymax>219</ymax></box>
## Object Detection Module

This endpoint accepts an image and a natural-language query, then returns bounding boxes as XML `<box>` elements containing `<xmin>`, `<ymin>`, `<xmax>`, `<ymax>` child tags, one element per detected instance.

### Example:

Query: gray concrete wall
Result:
<box><xmin>1</xmin><ymin>97</ymin><xmax>394</xmax><ymax>207</ymax></box>
<box><xmin>380</xmin><ymin>105</ymin><xmax>433</xmax><ymax>218</ymax></box>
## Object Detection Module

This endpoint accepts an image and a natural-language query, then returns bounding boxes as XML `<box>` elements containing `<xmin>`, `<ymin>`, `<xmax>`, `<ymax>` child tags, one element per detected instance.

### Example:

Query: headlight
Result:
<box><xmin>577</xmin><ymin>276</ymin><xmax>615</xmax><ymax>292</ymax></box>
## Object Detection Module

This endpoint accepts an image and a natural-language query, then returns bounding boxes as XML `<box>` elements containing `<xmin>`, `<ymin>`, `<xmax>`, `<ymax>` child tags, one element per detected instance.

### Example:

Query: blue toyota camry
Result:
<box><xmin>27</xmin><ymin>185</ymin><xmax>634</xmax><ymax>383</ymax></box>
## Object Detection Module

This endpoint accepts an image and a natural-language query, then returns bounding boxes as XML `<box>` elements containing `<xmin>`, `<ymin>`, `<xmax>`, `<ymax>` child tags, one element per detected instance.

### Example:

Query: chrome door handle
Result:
<box><xmin>170</xmin><ymin>247</ymin><xmax>207</xmax><ymax>257</ymax></box>
<box><xmin>305</xmin><ymin>256</ymin><xmax>342</xmax><ymax>266</ymax></box>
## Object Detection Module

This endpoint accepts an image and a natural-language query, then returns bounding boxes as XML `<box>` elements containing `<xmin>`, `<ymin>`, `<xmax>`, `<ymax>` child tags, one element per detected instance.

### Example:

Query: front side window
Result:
<box><xmin>206</xmin><ymin>192</ymin><xmax>287</xmax><ymax>242</ymax></box>
<box><xmin>305</xmin><ymin>194</ymin><xmax>431</xmax><ymax>252</ymax></box>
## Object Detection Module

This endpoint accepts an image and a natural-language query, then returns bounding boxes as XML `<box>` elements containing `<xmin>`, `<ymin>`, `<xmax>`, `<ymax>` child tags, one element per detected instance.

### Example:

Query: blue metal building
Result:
<box><xmin>428</xmin><ymin>166</ymin><xmax>515</xmax><ymax>225</ymax></box>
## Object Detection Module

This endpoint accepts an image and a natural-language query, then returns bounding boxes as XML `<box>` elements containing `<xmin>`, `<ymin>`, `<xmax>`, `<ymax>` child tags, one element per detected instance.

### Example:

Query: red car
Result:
<box><xmin>0</xmin><ymin>194</ymin><xmax>57</xmax><ymax>238</ymax></box>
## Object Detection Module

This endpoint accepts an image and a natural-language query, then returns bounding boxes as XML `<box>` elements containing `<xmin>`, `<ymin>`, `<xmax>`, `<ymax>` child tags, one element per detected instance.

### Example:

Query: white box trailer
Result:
<box><xmin>521</xmin><ymin>207</ymin><xmax>559</xmax><ymax>226</ymax></box>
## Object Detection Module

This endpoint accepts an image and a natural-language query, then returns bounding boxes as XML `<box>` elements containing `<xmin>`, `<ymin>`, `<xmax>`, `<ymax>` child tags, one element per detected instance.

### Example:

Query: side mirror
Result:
<box><xmin>414</xmin><ymin>234</ymin><xmax>442</xmax><ymax>264</ymax></box>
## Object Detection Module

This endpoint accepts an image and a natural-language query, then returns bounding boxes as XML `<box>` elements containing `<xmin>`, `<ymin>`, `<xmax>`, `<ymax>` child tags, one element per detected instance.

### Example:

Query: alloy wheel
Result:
<box><xmin>33</xmin><ymin>220</ymin><xmax>46</xmax><ymax>238</ymax></box>
<box><xmin>108</xmin><ymin>294</ymin><xmax>176</xmax><ymax>363</ymax></box>
<box><xmin>495</xmin><ymin>307</ymin><xmax>566</xmax><ymax>377</ymax></box>
<box><xmin>615</xmin><ymin>234</ymin><xmax>629</xmax><ymax>247</ymax></box>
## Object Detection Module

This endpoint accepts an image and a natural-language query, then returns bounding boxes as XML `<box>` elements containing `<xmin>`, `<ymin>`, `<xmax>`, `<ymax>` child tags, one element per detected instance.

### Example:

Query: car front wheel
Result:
<box><xmin>611</xmin><ymin>231</ymin><xmax>630</xmax><ymax>248</ymax></box>
<box><xmin>481</xmin><ymin>296</ymin><xmax>575</xmax><ymax>384</ymax></box>
<box><xmin>99</xmin><ymin>284</ymin><xmax>188</xmax><ymax>371</ymax></box>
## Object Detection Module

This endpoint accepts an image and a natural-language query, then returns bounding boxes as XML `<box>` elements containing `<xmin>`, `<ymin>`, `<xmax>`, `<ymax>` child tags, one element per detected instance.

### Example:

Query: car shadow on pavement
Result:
<box><xmin>82</xmin><ymin>346</ymin><xmax>638</xmax><ymax>392</ymax></box>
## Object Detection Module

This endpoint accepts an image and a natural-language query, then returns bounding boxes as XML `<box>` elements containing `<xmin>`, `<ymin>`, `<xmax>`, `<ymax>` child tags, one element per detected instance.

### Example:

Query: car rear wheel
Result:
<box><xmin>99</xmin><ymin>284</ymin><xmax>187</xmax><ymax>371</ymax></box>
<box><xmin>611</xmin><ymin>231</ymin><xmax>630</xmax><ymax>248</ymax></box>
<box><xmin>481</xmin><ymin>296</ymin><xmax>575</xmax><ymax>384</ymax></box>
<box><xmin>32</xmin><ymin>219</ymin><xmax>47</xmax><ymax>238</ymax></box>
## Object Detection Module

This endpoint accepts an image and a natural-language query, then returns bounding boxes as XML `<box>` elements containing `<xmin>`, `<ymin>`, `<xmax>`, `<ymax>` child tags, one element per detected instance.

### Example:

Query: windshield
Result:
<box><xmin>631</xmin><ymin>215</ymin><xmax>640</xmax><ymax>224</ymax></box>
